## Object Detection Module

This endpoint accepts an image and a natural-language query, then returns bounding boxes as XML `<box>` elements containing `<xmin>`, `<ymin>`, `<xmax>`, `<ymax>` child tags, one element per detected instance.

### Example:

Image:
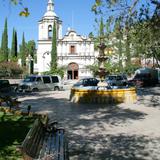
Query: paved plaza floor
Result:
<box><xmin>18</xmin><ymin>87</ymin><xmax>160</xmax><ymax>160</ymax></box>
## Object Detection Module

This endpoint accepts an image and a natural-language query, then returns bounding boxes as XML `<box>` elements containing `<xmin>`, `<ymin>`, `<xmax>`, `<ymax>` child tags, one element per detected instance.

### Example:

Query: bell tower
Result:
<box><xmin>36</xmin><ymin>0</ymin><xmax>62</xmax><ymax>73</ymax></box>
<box><xmin>38</xmin><ymin>0</ymin><xmax>62</xmax><ymax>40</ymax></box>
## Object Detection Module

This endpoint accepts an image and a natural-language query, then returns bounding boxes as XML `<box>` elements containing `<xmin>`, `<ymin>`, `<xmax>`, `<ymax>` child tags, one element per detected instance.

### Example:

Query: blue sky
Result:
<box><xmin>0</xmin><ymin>0</ymin><xmax>95</xmax><ymax>48</ymax></box>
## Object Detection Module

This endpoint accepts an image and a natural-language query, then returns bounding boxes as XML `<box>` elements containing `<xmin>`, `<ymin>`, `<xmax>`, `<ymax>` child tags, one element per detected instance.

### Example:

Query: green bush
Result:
<box><xmin>123</xmin><ymin>63</ymin><xmax>141</xmax><ymax>75</ymax></box>
<box><xmin>0</xmin><ymin>62</ymin><xmax>23</xmax><ymax>78</ymax></box>
<box><xmin>44</xmin><ymin>67</ymin><xmax>64</xmax><ymax>78</ymax></box>
<box><xmin>0</xmin><ymin>111</ymin><xmax>36</xmax><ymax>159</ymax></box>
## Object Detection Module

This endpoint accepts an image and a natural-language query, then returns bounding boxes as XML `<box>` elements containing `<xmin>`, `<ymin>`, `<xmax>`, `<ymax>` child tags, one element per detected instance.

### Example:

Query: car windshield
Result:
<box><xmin>107</xmin><ymin>76</ymin><xmax>117</xmax><ymax>80</ymax></box>
<box><xmin>74</xmin><ymin>79</ymin><xmax>83</xmax><ymax>85</ymax></box>
<box><xmin>116</xmin><ymin>76</ymin><xmax>123</xmax><ymax>80</ymax></box>
<box><xmin>106</xmin><ymin>75</ymin><xmax>124</xmax><ymax>80</ymax></box>
<box><xmin>23</xmin><ymin>76</ymin><xmax>36</xmax><ymax>82</ymax></box>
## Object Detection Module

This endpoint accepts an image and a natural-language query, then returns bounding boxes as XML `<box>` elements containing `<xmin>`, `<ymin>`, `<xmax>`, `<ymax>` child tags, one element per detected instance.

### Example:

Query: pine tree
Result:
<box><xmin>21</xmin><ymin>33</ymin><xmax>26</xmax><ymax>66</ymax></box>
<box><xmin>0</xmin><ymin>18</ymin><xmax>8</xmax><ymax>62</ymax></box>
<box><xmin>51</xmin><ymin>21</ymin><xmax>57</xmax><ymax>69</ymax></box>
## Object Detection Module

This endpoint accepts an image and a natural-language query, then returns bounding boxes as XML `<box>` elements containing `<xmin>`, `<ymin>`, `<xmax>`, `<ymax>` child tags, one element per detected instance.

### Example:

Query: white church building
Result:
<box><xmin>36</xmin><ymin>0</ymin><xmax>97</xmax><ymax>80</ymax></box>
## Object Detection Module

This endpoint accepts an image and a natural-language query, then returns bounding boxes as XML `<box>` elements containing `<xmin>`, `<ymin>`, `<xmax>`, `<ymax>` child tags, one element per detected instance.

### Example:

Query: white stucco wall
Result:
<box><xmin>36</xmin><ymin>0</ymin><xmax>98</xmax><ymax>78</ymax></box>
<box><xmin>37</xmin><ymin>41</ymin><xmax>52</xmax><ymax>73</ymax></box>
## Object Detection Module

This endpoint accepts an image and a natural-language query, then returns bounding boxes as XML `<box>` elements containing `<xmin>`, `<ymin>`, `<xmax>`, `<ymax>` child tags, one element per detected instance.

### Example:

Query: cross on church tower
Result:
<box><xmin>47</xmin><ymin>0</ymin><xmax>54</xmax><ymax>12</ymax></box>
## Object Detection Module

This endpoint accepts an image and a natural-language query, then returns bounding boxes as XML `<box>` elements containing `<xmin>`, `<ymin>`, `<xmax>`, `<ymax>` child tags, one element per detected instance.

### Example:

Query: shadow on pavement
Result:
<box><xmin>19</xmin><ymin>94</ymin><xmax>151</xmax><ymax>160</ymax></box>
<box><xmin>136</xmin><ymin>87</ymin><xmax>160</xmax><ymax>108</ymax></box>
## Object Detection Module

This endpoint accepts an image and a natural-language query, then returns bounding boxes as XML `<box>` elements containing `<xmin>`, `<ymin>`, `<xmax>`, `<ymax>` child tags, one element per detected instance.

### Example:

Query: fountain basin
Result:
<box><xmin>70</xmin><ymin>87</ymin><xmax>137</xmax><ymax>104</ymax></box>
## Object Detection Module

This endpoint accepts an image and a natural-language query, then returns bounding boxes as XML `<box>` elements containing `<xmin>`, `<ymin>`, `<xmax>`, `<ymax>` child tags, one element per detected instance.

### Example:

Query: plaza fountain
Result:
<box><xmin>70</xmin><ymin>20</ymin><xmax>137</xmax><ymax>104</ymax></box>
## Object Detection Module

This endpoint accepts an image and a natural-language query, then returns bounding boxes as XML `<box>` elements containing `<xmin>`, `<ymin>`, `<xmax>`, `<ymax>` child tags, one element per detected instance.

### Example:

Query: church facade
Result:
<box><xmin>36</xmin><ymin>0</ymin><xmax>97</xmax><ymax>80</ymax></box>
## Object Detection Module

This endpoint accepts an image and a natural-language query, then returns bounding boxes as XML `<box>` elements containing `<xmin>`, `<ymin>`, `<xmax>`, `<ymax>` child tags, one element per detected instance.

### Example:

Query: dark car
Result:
<box><xmin>73</xmin><ymin>78</ymin><xmax>99</xmax><ymax>87</ymax></box>
<box><xmin>0</xmin><ymin>79</ymin><xmax>12</xmax><ymax>93</ymax></box>
<box><xmin>105</xmin><ymin>75</ymin><xmax>128</xmax><ymax>86</ymax></box>
<box><xmin>129</xmin><ymin>73</ymin><xmax>155</xmax><ymax>87</ymax></box>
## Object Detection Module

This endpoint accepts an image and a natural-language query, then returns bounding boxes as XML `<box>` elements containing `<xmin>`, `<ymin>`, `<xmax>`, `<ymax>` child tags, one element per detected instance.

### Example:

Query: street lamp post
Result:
<box><xmin>27</xmin><ymin>55</ymin><xmax>34</xmax><ymax>75</ymax></box>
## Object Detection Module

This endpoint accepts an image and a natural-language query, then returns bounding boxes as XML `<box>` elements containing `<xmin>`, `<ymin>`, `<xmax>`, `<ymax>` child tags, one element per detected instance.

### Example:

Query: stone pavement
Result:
<box><xmin>18</xmin><ymin>87</ymin><xmax>160</xmax><ymax>160</ymax></box>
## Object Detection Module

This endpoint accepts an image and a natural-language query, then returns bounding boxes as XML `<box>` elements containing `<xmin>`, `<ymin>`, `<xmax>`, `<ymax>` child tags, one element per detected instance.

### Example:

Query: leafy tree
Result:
<box><xmin>10</xmin><ymin>28</ymin><xmax>18</xmax><ymax>61</ymax></box>
<box><xmin>114</xmin><ymin>18</ymin><xmax>123</xmax><ymax>68</ymax></box>
<box><xmin>3</xmin><ymin>0</ymin><xmax>30</xmax><ymax>17</ymax></box>
<box><xmin>51</xmin><ymin>21</ymin><xmax>57</xmax><ymax>69</ymax></box>
<box><xmin>0</xmin><ymin>18</ymin><xmax>8</xmax><ymax>62</ymax></box>
<box><xmin>86</xmin><ymin>64</ymin><xmax>99</xmax><ymax>77</ymax></box>
<box><xmin>92</xmin><ymin>0</ymin><xmax>160</xmax><ymax>68</ymax></box>
<box><xmin>44</xmin><ymin>67</ymin><xmax>65</xmax><ymax>78</ymax></box>
<box><xmin>88</xmin><ymin>32</ymin><xmax>94</xmax><ymax>39</ymax></box>
<box><xmin>26</xmin><ymin>40</ymin><xmax>36</xmax><ymax>74</ymax></box>
<box><xmin>125</xmin><ymin>24</ymin><xmax>131</xmax><ymax>66</ymax></box>
<box><xmin>129</xmin><ymin>1</ymin><xmax>160</xmax><ymax>67</ymax></box>
<box><xmin>0</xmin><ymin>61</ymin><xmax>23</xmax><ymax>78</ymax></box>
<box><xmin>123</xmin><ymin>63</ymin><xmax>141</xmax><ymax>75</ymax></box>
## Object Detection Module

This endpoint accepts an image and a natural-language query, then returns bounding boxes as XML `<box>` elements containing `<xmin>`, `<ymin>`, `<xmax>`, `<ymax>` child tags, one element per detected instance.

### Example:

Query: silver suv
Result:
<box><xmin>105</xmin><ymin>75</ymin><xmax>128</xmax><ymax>86</ymax></box>
<box><xmin>18</xmin><ymin>75</ymin><xmax>63</xmax><ymax>92</ymax></box>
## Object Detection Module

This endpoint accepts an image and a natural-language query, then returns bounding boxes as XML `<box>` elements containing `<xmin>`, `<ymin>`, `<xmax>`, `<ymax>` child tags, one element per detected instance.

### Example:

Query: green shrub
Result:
<box><xmin>44</xmin><ymin>67</ymin><xmax>64</xmax><ymax>78</ymax></box>
<box><xmin>0</xmin><ymin>62</ymin><xmax>23</xmax><ymax>78</ymax></box>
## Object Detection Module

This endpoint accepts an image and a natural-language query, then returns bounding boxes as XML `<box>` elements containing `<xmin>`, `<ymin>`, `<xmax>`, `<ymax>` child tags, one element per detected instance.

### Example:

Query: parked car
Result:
<box><xmin>73</xmin><ymin>77</ymin><xmax>99</xmax><ymax>87</ymax></box>
<box><xmin>105</xmin><ymin>75</ymin><xmax>128</xmax><ymax>86</ymax></box>
<box><xmin>0</xmin><ymin>79</ymin><xmax>12</xmax><ymax>93</ymax></box>
<box><xmin>18</xmin><ymin>75</ymin><xmax>63</xmax><ymax>92</ymax></box>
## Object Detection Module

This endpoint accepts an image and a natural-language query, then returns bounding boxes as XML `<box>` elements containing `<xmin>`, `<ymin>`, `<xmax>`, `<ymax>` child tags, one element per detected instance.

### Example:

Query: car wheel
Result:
<box><xmin>14</xmin><ymin>87</ymin><xmax>18</xmax><ymax>92</ymax></box>
<box><xmin>54</xmin><ymin>86</ymin><xmax>59</xmax><ymax>91</ymax></box>
<box><xmin>123</xmin><ymin>82</ymin><xmax>127</xmax><ymax>86</ymax></box>
<box><xmin>32</xmin><ymin>88</ymin><xmax>39</xmax><ymax>92</ymax></box>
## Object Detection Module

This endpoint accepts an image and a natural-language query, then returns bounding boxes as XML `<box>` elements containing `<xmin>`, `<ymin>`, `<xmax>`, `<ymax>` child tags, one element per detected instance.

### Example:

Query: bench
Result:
<box><xmin>19</xmin><ymin>118</ymin><xmax>69</xmax><ymax>160</ymax></box>
<box><xmin>0</xmin><ymin>95</ymin><xmax>21</xmax><ymax>109</ymax></box>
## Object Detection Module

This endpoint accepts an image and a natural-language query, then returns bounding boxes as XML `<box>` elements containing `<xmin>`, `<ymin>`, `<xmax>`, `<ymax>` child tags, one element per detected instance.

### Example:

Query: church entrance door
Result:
<box><xmin>67</xmin><ymin>63</ymin><xmax>79</xmax><ymax>80</ymax></box>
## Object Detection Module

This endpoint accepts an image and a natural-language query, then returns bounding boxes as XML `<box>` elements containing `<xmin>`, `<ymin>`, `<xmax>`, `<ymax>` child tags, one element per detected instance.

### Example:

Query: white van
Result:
<box><xmin>18</xmin><ymin>75</ymin><xmax>63</xmax><ymax>92</ymax></box>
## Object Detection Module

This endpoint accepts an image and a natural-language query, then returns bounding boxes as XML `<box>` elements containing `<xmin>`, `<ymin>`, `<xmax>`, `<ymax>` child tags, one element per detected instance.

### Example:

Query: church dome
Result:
<box><xmin>44</xmin><ymin>11</ymin><xmax>57</xmax><ymax>17</ymax></box>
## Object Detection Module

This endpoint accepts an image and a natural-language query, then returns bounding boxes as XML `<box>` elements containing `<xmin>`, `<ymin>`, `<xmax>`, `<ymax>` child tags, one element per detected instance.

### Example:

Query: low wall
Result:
<box><xmin>70</xmin><ymin>87</ymin><xmax>137</xmax><ymax>104</ymax></box>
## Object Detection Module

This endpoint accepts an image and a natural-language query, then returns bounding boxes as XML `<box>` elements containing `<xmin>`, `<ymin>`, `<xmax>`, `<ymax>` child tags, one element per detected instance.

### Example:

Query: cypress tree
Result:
<box><xmin>15</xmin><ymin>30</ymin><xmax>18</xmax><ymax>57</ymax></box>
<box><xmin>51</xmin><ymin>21</ymin><xmax>57</xmax><ymax>69</ymax></box>
<box><xmin>99</xmin><ymin>17</ymin><xmax>104</xmax><ymax>37</ymax></box>
<box><xmin>0</xmin><ymin>18</ymin><xmax>8</xmax><ymax>62</ymax></box>
<box><xmin>21</xmin><ymin>32</ymin><xmax>26</xmax><ymax>66</ymax></box>
<box><xmin>11</xmin><ymin>28</ymin><xmax>16</xmax><ymax>60</ymax></box>
<box><xmin>0</xmin><ymin>33</ymin><xmax>4</xmax><ymax>62</ymax></box>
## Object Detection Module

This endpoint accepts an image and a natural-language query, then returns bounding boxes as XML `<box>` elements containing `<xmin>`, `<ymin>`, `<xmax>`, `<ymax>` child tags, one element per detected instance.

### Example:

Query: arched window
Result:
<box><xmin>48</xmin><ymin>25</ymin><xmax>52</xmax><ymax>39</ymax></box>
